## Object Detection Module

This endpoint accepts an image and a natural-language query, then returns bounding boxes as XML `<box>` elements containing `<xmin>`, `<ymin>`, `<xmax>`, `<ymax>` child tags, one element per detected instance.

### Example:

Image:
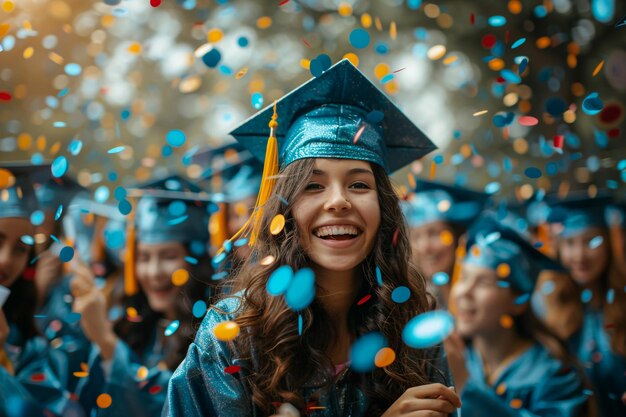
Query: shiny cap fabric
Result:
<box><xmin>546</xmin><ymin>193</ymin><xmax>612</xmax><ymax>238</ymax></box>
<box><xmin>0</xmin><ymin>162</ymin><xmax>50</xmax><ymax>219</ymax></box>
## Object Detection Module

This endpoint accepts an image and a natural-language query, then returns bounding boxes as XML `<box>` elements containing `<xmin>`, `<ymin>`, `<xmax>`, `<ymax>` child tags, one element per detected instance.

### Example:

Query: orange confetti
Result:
<box><xmin>496</xmin><ymin>383</ymin><xmax>507</xmax><ymax>395</ymax></box>
<box><xmin>171</xmin><ymin>269</ymin><xmax>189</xmax><ymax>286</ymax></box>
<box><xmin>428</xmin><ymin>160</ymin><xmax>436</xmax><ymax>180</ymax></box>
<box><xmin>500</xmin><ymin>315</ymin><xmax>514</xmax><ymax>329</ymax></box>
<box><xmin>96</xmin><ymin>394</ymin><xmax>112</xmax><ymax>409</ymax></box>
<box><xmin>389</xmin><ymin>21</ymin><xmax>397</xmax><ymax>40</ymax></box>
<box><xmin>213</xmin><ymin>321</ymin><xmax>240</xmax><ymax>341</ymax></box>
<box><xmin>2</xmin><ymin>1</ymin><xmax>15</xmax><ymax>13</ymax></box>
<box><xmin>270</xmin><ymin>214</ymin><xmax>286</xmax><ymax>235</ymax></box>
<box><xmin>235</xmin><ymin>67</ymin><xmax>248</xmax><ymax>79</ymax></box>
<box><xmin>23</xmin><ymin>46</ymin><xmax>34</xmax><ymax>59</ymax></box>
<box><xmin>0</xmin><ymin>23</ymin><xmax>10</xmax><ymax>38</ymax></box>
<box><xmin>343</xmin><ymin>52</ymin><xmax>359</xmax><ymax>67</ymax></box>
<box><xmin>127</xmin><ymin>42</ymin><xmax>142</xmax><ymax>54</ymax></box>
<box><xmin>510</xmin><ymin>398</ymin><xmax>523</xmax><ymax>409</ymax></box>
<box><xmin>374</xmin><ymin>347</ymin><xmax>396</xmax><ymax>367</ymax></box>
<box><xmin>440</xmin><ymin>230</ymin><xmax>454</xmax><ymax>246</ymax></box>
<box><xmin>496</xmin><ymin>263</ymin><xmax>511</xmax><ymax>278</ymax></box>
<box><xmin>592</xmin><ymin>60</ymin><xmax>604</xmax><ymax>77</ymax></box>
<box><xmin>256</xmin><ymin>16</ymin><xmax>272</xmax><ymax>29</ymax></box>
<box><xmin>0</xmin><ymin>169</ymin><xmax>15</xmax><ymax>189</ymax></box>
<box><xmin>207</xmin><ymin>28</ymin><xmax>223</xmax><ymax>43</ymax></box>
<box><xmin>136</xmin><ymin>366</ymin><xmax>149</xmax><ymax>380</ymax></box>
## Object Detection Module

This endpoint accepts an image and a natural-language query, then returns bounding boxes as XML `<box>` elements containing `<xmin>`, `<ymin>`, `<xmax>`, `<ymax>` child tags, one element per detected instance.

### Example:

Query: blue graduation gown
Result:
<box><xmin>163</xmin><ymin>296</ymin><xmax>453</xmax><ymax>417</ymax></box>
<box><xmin>75</xmin><ymin>322</ymin><xmax>176</xmax><ymax>417</ymax></box>
<box><xmin>568</xmin><ymin>308</ymin><xmax>626</xmax><ymax>417</ymax></box>
<box><xmin>460</xmin><ymin>343</ymin><xmax>589</xmax><ymax>417</ymax></box>
<box><xmin>2</xmin><ymin>323</ymin><xmax>79</xmax><ymax>416</ymax></box>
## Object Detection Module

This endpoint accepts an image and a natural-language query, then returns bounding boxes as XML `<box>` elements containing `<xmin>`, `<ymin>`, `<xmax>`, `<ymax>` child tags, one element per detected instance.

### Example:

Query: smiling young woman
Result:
<box><xmin>163</xmin><ymin>60</ymin><xmax>460</xmax><ymax>417</ymax></box>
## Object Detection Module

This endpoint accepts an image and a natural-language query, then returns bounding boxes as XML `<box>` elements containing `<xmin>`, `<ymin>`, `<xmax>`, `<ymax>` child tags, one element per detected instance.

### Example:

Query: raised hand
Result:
<box><xmin>381</xmin><ymin>383</ymin><xmax>461</xmax><ymax>417</ymax></box>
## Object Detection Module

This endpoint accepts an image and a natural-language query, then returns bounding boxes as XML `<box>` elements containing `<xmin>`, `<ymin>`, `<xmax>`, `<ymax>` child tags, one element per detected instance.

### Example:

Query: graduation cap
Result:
<box><xmin>0</xmin><ymin>162</ymin><xmax>50</xmax><ymax>219</ymax></box>
<box><xmin>123</xmin><ymin>174</ymin><xmax>212</xmax><ymax>295</ymax></box>
<box><xmin>228</xmin><ymin>59</ymin><xmax>436</xmax><ymax>245</ymax></box>
<box><xmin>463</xmin><ymin>214</ymin><xmax>564</xmax><ymax>294</ymax></box>
<box><xmin>35</xmin><ymin>175</ymin><xmax>87</xmax><ymax>214</ymax></box>
<box><xmin>402</xmin><ymin>179</ymin><xmax>490</xmax><ymax>229</ymax></box>
<box><xmin>546</xmin><ymin>193</ymin><xmax>613</xmax><ymax>238</ymax></box>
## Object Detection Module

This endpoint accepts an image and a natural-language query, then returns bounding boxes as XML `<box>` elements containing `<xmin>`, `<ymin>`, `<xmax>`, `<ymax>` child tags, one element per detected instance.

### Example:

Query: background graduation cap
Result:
<box><xmin>0</xmin><ymin>162</ymin><xmax>51</xmax><ymax>220</ymax></box>
<box><xmin>402</xmin><ymin>178</ymin><xmax>491</xmax><ymax>229</ymax></box>
<box><xmin>228</xmin><ymin>59</ymin><xmax>437</xmax><ymax>245</ymax></box>
<box><xmin>546</xmin><ymin>192</ymin><xmax>614</xmax><ymax>238</ymax></box>
<box><xmin>123</xmin><ymin>174</ymin><xmax>213</xmax><ymax>295</ymax></box>
<box><xmin>464</xmin><ymin>214</ymin><xmax>564</xmax><ymax>295</ymax></box>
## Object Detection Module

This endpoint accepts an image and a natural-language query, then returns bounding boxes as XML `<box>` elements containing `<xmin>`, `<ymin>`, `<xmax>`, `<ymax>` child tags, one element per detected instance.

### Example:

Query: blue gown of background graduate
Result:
<box><xmin>164</xmin><ymin>59</ymin><xmax>456</xmax><ymax>416</ymax></box>
<box><xmin>401</xmin><ymin>179</ymin><xmax>490</xmax><ymax>308</ymax></box>
<box><xmin>458</xmin><ymin>215</ymin><xmax>591</xmax><ymax>417</ymax></box>
<box><xmin>75</xmin><ymin>175</ymin><xmax>213</xmax><ymax>417</ymax></box>
<box><xmin>0</xmin><ymin>162</ymin><xmax>82</xmax><ymax>417</ymax></box>
<box><xmin>547</xmin><ymin>196</ymin><xmax>626</xmax><ymax>417</ymax></box>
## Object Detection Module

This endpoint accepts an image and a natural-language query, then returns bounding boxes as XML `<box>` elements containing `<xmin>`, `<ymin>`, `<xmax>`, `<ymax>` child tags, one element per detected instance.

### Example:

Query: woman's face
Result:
<box><xmin>135</xmin><ymin>241</ymin><xmax>188</xmax><ymax>316</ymax></box>
<box><xmin>292</xmin><ymin>159</ymin><xmax>381</xmax><ymax>273</ymax></box>
<box><xmin>0</xmin><ymin>217</ymin><xmax>33</xmax><ymax>288</ymax></box>
<box><xmin>452</xmin><ymin>263</ymin><xmax>524</xmax><ymax>338</ymax></box>
<box><xmin>409</xmin><ymin>221</ymin><xmax>457</xmax><ymax>279</ymax></box>
<box><xmin>557</xmin><ymin>227</ymin><xmax>609</xmax><ymax>287</ymax></box>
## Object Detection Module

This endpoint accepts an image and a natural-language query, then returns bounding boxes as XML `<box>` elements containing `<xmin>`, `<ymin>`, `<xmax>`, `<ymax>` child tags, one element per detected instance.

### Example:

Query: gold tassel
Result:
<box><xmin>536</xmin><ymin>223</ymin><xmax>555</xmax><ymax>259</ymax></box>
<box><xmin>124</xmin><ymin>200</ymin><xmax>138</xmax><ymax>296</ymax></box>
<box><xmin>210</xmin><ymin>203</ymin><xmax>228</xmax><ymax>251</ymax></box>
<box><xmin>448</xmin><ymin>241</ymin><xmax>466</xmax><ymax>316</ymax></box>
<box><xmin>609</xmin><ymin>223</ymin><xmax>626</xmax><ymax>277</ymax></box>
<box><xmin>229</xmin><ymin>101</ymin><xmax>279</xmax><ymax>247</ymax></box>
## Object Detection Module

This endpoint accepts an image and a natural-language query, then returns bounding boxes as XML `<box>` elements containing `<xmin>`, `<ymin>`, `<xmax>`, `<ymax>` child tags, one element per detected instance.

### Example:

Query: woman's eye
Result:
<box><xmin>350</xmin><ymin>182</ymin><xmax>370</xmax><ymax>189</ymax></box>
<box><xmin>305</xmin><ymin>183</ymin><xmax>323</xmax><ymax>190</ymax></box>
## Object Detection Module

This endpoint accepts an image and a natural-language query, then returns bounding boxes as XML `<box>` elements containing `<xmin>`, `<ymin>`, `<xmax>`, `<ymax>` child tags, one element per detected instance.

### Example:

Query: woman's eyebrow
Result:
<box><xmin>311</xmin><ymin>168</ymin><xmax>374</xmax><ymax>176</ymax></box>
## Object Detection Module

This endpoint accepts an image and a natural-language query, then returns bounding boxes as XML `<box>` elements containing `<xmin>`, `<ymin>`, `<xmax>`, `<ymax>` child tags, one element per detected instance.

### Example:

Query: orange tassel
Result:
<box><xmin>124</xmin><ymin>200</ymin><xmax>138</xmax><ymax>296</ymax></box>
<box><xmin>209</xmin><ymin>203</ymin><xmax>228</xmax><ymax>251</ymax></box>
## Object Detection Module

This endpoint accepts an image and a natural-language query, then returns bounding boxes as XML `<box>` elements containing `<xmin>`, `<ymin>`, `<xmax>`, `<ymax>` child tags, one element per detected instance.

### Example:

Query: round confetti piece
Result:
<box><xmin>171</xmin><ymin>269</ymin><xmax>189</xmax><ymax>286</ymax></box>
<box><xmin>496</xmin><ymin>383</ymin><xmax>507</xmax><ymax>395</ymax></box>
<box><xmin>224</xmin><ymin>365</ymin><xmax>241</xmax><ymax>374</ymax></box>
<box><xmin>518</xmin><ymin>116</ymin><xmax>539</xmax><ymax>126</ymax></box>
<box><xmin>440</xmin><ymin>230</ymin><xmax>454</xmax><ymax>246</ymax></box>
<box><xmin>582</xmin><ymin>92</ymin><xmax>604</xmax><ymax>115</ymax></box>
<box><xmin>251</xmin><ymin>92</ymin><xmax>263</xmax><ymax>109</ymax></box>
<box><xmin>343</xmin><ymin>52</ymin><xmax>359</xmax><ymax>66</ymax></box>
<box><xmin>374</xmin><ymin>347</ymin><xmax>396</xmax><ymax>368</ymax></box>
<box><xmin>256</xmin><ymin>16</ymin><xmax>272</xmax><ymax>29</ymax></box>
<box><xmin>270</xmin><ymin>214</ymin><xmax>286</xmax><ymax>235</ymax></box>
<box><xmin>589</xmin><ymin>235</ymin><xmax>603</xmax><ymax>249</ymax></box>
<box><xmin>192</xmin><ymin>300</ymin><xmax>207</xmax><ymax>318</ymax></box>
<box><xmin>168</xmin><ymin>200</ymin><xmax>187</xmax><ymax>217</ymax></box>
<box><xmin>164</xmin><ymin>320</ymin><xmax>180</xmax><ymax>336</ymax></box>
<box><xmin>432</xmin><ymin>272</ymin><xmax>450</xmax><ymax>286</ymax></box>
<box><xmin>488</xmin><ymin>15</ymin><xmax>507</xmax><ymax>27</ymax></box>
<box><xmin>59</xmin><ymin>246</ymin><xmax>74</xmax><ymax>262</ymax></box>
<box><xmin>213</xmin><ymin>321</ymin><xmax>240</xmax><ymax>342</ymax></box>
<box><xmin>166</xmin><ymin>129</ymin><xmax>186</xmax><ymax>147</ymax></box>
<box><xmin>118</xmin><ymin>199</ymin><xmax>132</xmax><ymax>215</ymax></box>
<box><xmin>260</xmin><ymin>255</ymin><xmax>276</xmax><ymax>266</ymax></box>
<box><xmin>30</xmin><ymin>210</ymin><xmax>44</xmax><ymax>226</ymax></box>
<box><xmin>95</xmin><ymin>186</ymin><xmax>110</xmax><ymax>203</ymax></box>
<box><xmin>136</xmin><ymin>366</ymin><xmax>149</xmax><ymax>380</ymax></box>
<box><xmin>237</xmin><ymin>36</ymin><xmax>249</xmax><ymax>47</ymax></box>
<box><xmin>285</xmin><ymin>268</ymin><xmax>315</xmax><ymax>311</ymax></box>
<box><xmin>391</xmin><ymin>286</ymin><xmax>411</xmax><ymax>303</ymax></box>
<box><xmin>201</xmin><ymin>48</ymin><xmax>221</xmax><ymax>68</ymax></box>
<box><xmin>64</xmin><ymin>63</ymin><xmax>82</xmax><ymax>76</ymax></box>
<box><xmin>207</xmin><ymin>28</ymin><xmax>223</xmax><ymax>43</ymax></box>
<box><xmin>96</xmin><ymin>394</ymin><xmax>112</xmax><ymax>409</ymax></box>
<box><xmin>150</xmin><ymin>0</ymin><xmax>161</xmax><ymax>7</ymax></box>
<box><xmin>350</xmin><ymin>332</ymin><xmax>386</xmax><ymax>372</ymax></box>
<box><xmin>54</xmin><ymin>205</ymin><xmax>63</xmax><ymax>221</ymax></box>
<box><xmin>267</xmin><ymin>265</ymin><xmax>293</xmax><ymax>296</ymax></box>
<box><xmin>127</xmin><ymin>42</ymin><xmax>141</xmax><ymax>54</ymax></box>
<box><xmin>0</xmin><ymin>169</ymin><xmax>14</xmax><ymax>190</ymax></box>
<box><xmin>0</xmin><ymin>91</ymin><xmax>12</xmax><ymax>101</ymax></box>
<box><xmin>349</xmin><ymin>28</ymin><xmax>370</xmax><ymax>49</ymax></box>
<box><xmin>51</xmin><ymin>156</ymin><xmax>68</xmax><ymax>178</ymax></box>
<box><xmin>402</xmin><ymin>311</ymin><xmax>455</xmax><ymax>349</ymax></box>
<box><xmin>496</xmin><ymin>263</ymin><xmax>511</xmax><ymax>278</ymax></box>
<box><xmin>500</xmin><ymin>314</ymin><xmax>514</xmax><ymax>329</ymax></box>
<box><xmin>524</xmin><ymin>167</ymin><xmax>542</xmax><ymax>179</ymax></box>
<box><xmin>510</xmin><ymin>398</ymin><xmax>523</xmax><ymax>409</ymax></box>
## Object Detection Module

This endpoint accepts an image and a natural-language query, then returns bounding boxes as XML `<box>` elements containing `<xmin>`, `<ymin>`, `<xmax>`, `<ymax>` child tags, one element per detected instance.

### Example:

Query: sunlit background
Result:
<box><xmin>1</xmin><ymin>0</ymin><xmax>624</xmax><ymax>202</ymax></box>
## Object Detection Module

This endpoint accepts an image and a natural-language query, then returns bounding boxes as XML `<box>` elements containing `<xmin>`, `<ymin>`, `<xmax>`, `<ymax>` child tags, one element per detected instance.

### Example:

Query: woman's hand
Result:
<box><xmin>269</xmin><ymin>403</ymin><xmax>300</xmax><ymax>417</ymax></box>
<box><xmin>70</xmin><ymin>260</ymin><xmax>118</xmax><ymax>360</ymax></box>
<box><xmin>0</xmin><ymin>309</ymin><xmax>9</xmax><ymax>347</ymax></box>
<box><xmin>443</xmin><ymin>331</ymin><xmax>469</xmax><ymax>393</ymax></box>
<box><xmin>381</xmin><ymin>383</ymin><xmax>461</xmax><ymax>417</ymax></box>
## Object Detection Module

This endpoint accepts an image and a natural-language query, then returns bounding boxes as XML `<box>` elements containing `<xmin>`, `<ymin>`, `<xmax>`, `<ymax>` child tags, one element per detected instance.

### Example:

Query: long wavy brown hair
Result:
<box><xmin>218</xmin><ymin>158</ymin><xmax>443</xmax><ymax>416</ymax></box>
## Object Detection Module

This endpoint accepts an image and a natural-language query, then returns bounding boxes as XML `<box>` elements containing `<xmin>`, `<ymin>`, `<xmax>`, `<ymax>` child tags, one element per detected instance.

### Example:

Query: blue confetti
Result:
<box><xmin>380</xmin><ymin>74</ymin><xmax>394</xmax><ymax>84</ymax></box>
<box><xmin>606</xmin><ymin>288</ymin><xmax>615</xmax><ymax>304</ymax></box>
<box><xmin>367</xmin><ymin>110</ymin><xmax>384</xmax><ymax>123</ymax></box>
<box><xmin>402</xmin><ymin>311</ymin><xmax>454</xmax><ymax>348</ymax></box>
<box><xmin>168</xmin><ymin>200</ymin><xmax>187</xmax><ymax>217</ymax></box>
<box><xmin>68</xmin><ymin>139</ymin><xmax>82</xmax><ymax>156</ymax></box>
<box><xmin>375</xmin><ymin>265</ymin><xmax>383</xmax><ymax>286</ymax></box>
<box><xmin>540</xmin><ymin>280</ymin><xmax>555</xmax><ymax>295</ymax></box>
<box><xmin>64</xmin><ymin>63</ymin><xmax>82</xmax><ymax>76</ymax></box>
<box><xmin>237</xmin><ymin>36</ymin><xmax>249</xmax><ymax>47</ymax></box>
<box><xmin>524</xmin><ymin>167</ymin><xmax>542</xmax><ymax>179</ymax></box>
<box><xmin>391</xmin><ymin>286</ymin><xmax>411</xmax><ymax>303</ymax></box>
<box><xmin>298</xmin><ymin>314</ymin><xmax>303</xmax><ymax>336</ymax></box>
<box><xmin>233</xmin><ymin>238</ymin><xmax>248</xmax><ymax>247</ymax></box>
<box><xmin>113</xmin><ymin>187</ymin><xmax>127</xmax><ymax>201</ymax></box>
<box><xmin>349</xmin><ymin>28</ymin><xmax>370</xmax><ymax>49</ymax></box>
<box><xmin>59</xmin><ymin>246</ymin><xmax>74</xmax><ymax>262</ymax></box>
<box><xmin>107</xmin><ymin>146</ymin><xmax>125</xmax><ymax>154</ymax></box>
<box><xmin>592</xmin><ymin>0</ymin><xmax>615</xmax><ymax>23</ymax></box>
<box><xmin>251</xmin><ymin>92</ymin><xmax>263</xmax><ymax>110</ymax></box>
<box><xmin>589</xmin><ymin>235</ymin><xmax>603</xmax><ymax>249</ymax></box>
<box><xmin>184</xmin><ymin>256</ymin><xmax>198</xmax><ymax>265</ymax></box>
<box><xmin>432</xmin><ymin>272</ymin><xmax>450</xmax><ymax>286</ymax></box>
<box><xmin>51</xmin><ymin>156</ymin><xmax>68</xmax><ymax>178</ymax></box>
<box><xmin>30</xmin><ymin>210</ymin><xmax>45</xmax><ymax>226</ymax></box>
<box><xmin>350</xmin><ymin>332</ymin><xmax>387</xmax><ymax>372</ymax></box>
<box><xmin>95</xmin><ymin>186</ymin><xmax>110</xmax><ymax>203</ymax></box>
<box><xmin>166</xmin><ymin>129</ymin><xmax>186</xmax><ymax>147</ymax></box>
<box><xmin>500</xmin><ymin>69</ymin><xmax>521</xmax><ymax>83</ymax></box>
<box><xmin>285</xmin><ymin>268</ymin><xmax>315</xmax><ymax>311</ymax></box>
<box><xmin>514</xmin><ymin>293</ymin><xmax>530</xmax><ymax>304</ymax></box>
<box><xmin>118</xmin><ymin>199</ymin><xmax>132</xmax><ymax>215</ymax></box>
<box><xmin>54</xmin><ymin>205</ymin><xmax>63</xmax><ymax>221</ymax></box>
<box><xmin>167</xmin><ymin>215</ymin><xmax>188</xmax><ymax>225</ymax></box>
<box><xmin>582</xmin><ymin>92</ymin><xmax>604</xmax><ymax>115</ymax></box>
<box><xmin>581</xmin><ymin>289</ymin><xmax>593</xmax><ymax>303</ymax></box>
<box><xmin>164</xmin><ymin>320</ymin><xmax>180</xmax><ymax>336</ymax></box>
<box><xmin>511</xmin><ymin>38</ymin><xmax>526</xmax><ymax>49</ymax></box>
<box><xmin>212</xmin><ymin>251</ymin><xmax>227</xmax><ymax>266</ymax></box>
<box><xmin>201</xmin><ymin>48</ymin><xmax>221</xmax><ymax>68</ymax></box>
<box><xmin>20</xmin><ymin>235</ymin><xmax>34</xmax><ymax>245</ymax></box>
<box><xmin>488</xmin><ymin>15</ymin><xmax>507</xmax><ymax>27</ymax></box>
<box><xmin>192</xmin><ymin>300</ymin><xmax>207</xmax><ymax>318</ymax></box>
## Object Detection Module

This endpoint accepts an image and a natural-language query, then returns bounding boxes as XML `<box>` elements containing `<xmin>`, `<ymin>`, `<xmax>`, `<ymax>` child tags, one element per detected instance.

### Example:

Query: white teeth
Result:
<box><xmin>314</xmin><ymin>225</ymin><xmax>359</xmax><ymax>237</ymax></box>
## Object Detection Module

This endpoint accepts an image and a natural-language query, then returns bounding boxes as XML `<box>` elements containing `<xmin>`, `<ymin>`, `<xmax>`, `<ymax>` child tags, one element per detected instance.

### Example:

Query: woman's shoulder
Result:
<box><xmin>194</xmin><ymin>293</ymin><xmax>245</xmax><ymax>352</ymax></box>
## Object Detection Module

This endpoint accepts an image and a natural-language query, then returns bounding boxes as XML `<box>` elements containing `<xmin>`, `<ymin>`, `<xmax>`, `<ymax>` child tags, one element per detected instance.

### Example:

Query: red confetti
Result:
<box><xmin>279</xmin><ymin>0</ymin><xmax>290</xmax><ymax>5</ymax></box>
<box><xmin>150</xmin><ymin>0</ymin><xmax>162</xmax><ymax>7</ymax></box>
<box><xmin>0</xmin><ymin>91</ymin><xmax>11</xmax><ymax>101</ymax></box>
<box><xmin>353</xmin><ymin>124</ymin><xmax>366</xmax><ymax>144</ymax></box>
<box><xmin>481</xmin><ymin>34</ymin><xmax>496</xmax><ymax>49</ymax></box>
<box><xmin>553</xmin><ymin>135</ymin><xmax>564</xmax><ymax>148</ymax></box>
<box><xmin>505</xmin><ymin>30</ymin><xmax>510</xmax><ymax>45</ymax></box>
<box><xmin>357</xmin><ymin>294</ymin><xmax>372</xmax><ymax>306</ymax></box>
<box><xmin>608</xmin><ymin>128</ymin><xmax>620</xmax><ymax>138</ymax></box>
<box><xmin>393</xmin><ymin>67</ymin><xmax>406</xmax><ymax>73</ymax></box>
<box><xmin>30</xmin><ymin>373</ymin><xmax>46</xmax><ymax>382</ymax></box>
<box><xmin>599</xmin><ymin>103</ymin><xmax>623</xmax><ymax>125</ymax></box>
<box><xmin>148</xmin><ymin>385</ymin><xmax>162</xmax><ymax>395</ymax></box>
<box><xmin>301</xmin><ymin>38</ymin><xmax>312</xmax><ymax>48</ymax></box>
<box><xmin>518</xmin><ymin>116</ymin><xmax>539</xmax><ymax>126</ymax></box>
<box><xmin>470</xmin><ymin>12</ymin><xmax>475</xmax><ymax>25</ymax></box>
<box><xmin>392</xmin><ymin>228</ymin><xmax>400</xmax><ymax>248</ymax></box>
<box><xmin>224</xmin><ymin>365</ymin><xmax>241</xmax><ymax>374</ymax></box>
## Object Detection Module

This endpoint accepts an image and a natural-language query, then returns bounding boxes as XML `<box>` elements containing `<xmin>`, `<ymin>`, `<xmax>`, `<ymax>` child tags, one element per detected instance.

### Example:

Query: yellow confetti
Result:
<box><xmin>427</xmin><ymin>45</ymin><xmax>446</xmax><ymax>60</ymax></box>
<box><xmin>1</xmin><ymin>1</ymin><xmax>14</xmax><ymax>13</ymax></box>
<box><xmin>127</xmin><ymin>42</ymin><xmax>142</xmax><ymax>54</ymax></box>
<box><xmin>374</xmin><ymin>347</ymin><xmax>396</xmax><ymax>367</ymax></box>
<box><xmin>126</xmin><ymin>307</ymin><xmax>138</xmax><ymax>318</ymax></box>
<box><xmin>207</xmin><ymin>28</ymin><xmax>223</xmax><ymax>43</ymax></box>
<box><xmin>300</xmin><ymin>58</ymin><xmax>310</xmax><ymax>70</ymax></box>
<box><xmin>256</xmin><ymin>16</ymin><xmax>272</xmax><ymax>29</ymax></box>
<box><xmin>390</xmin><ymin>21</ymin><xmax>397</xmax><ymax>40</ymax></box>
<box><xmin>48</xmin><ymin>52</ymin><xmax>64</xmax><ymax>65</ymax></box>
<box><xmin>23</xmin><ymin>46</ymin><xmax>34</xmax><ymax>59</ymax></box>
<box><xmin>22</xmin><ymin>20</ymin><xmax>32</xmax><ymax>31</ymax></box>
<box><xmin>592</xmin><ymin>60</ymin><xmax>604</xmax><ymax>77</ymax></box>
<box><xmin>443</xmin><ymin>55</ymin><xmax>458</xmax><ymax>65</ymax></box>
<box><xmin>270</xmin><ymin>214</ymin><xmax>286</xmax><ymax>235</ymax></box>
<box><xmin>101</xmin><ymin>15</ymin><xmax>115</xmax><ymax>28</ymax></box>
<box><xmin>17</xmin><ymin>133</ymin><xmax>32</xmax><ymax>150</ymax></box>
<box><xmin>360</xmin><ymin>13</ymin><xmax>372</xmax><ymax>28</ymax></box>
<box><xmin>235</xmin><ymin>67</ymin><xmax>248</xmax><ymax>79</ymax></box>
<box><xmin>496</xmin><ymin>263</ymin><xmax>511</xmax><ymax>278</ymax></box>
<box><xmin>337</xmin><ymin>2</ymin><xmax>352</xmax><ymax>16</ymax></box>
<box><xmin>260</xmin><ymin>255</ymin><xmax>275</xmax><ymax>266</ymax></box>
<box><xmin>136</xmin><ymin>366</ymin><xmax>149</xmax><ymax>380</ymax></box>
<box><xmin>473</xmin><ymin>110</ymin><xmax>489</xmax><ymax>116</ymax></box>
<box><xmin>96</xmin><ymin>394</ymin><xmax>112</xmax><ymax>409</ymax></box>
<box><xmin>343</xmin><ymin>52</ymin><xmax>359</xmax><ymax>67</ymax></box>
<box><xmin>374</xmin><ymin>63</ymin><xmax>389</xmax><ymax>79</ymax></box>
<box><xmin>171</xmin><ymin>269</ymin><xmax>189</xmax><ymax>286</ymax></box>
<box><xmin>440</xmin><ymin>230</ymin><xmax>454</xmax><ymax>246</ymax></box>
<box><xmin>213</xmin><ymin>321</ymin><xmax>240</xmax><ymax>342</ymax></box>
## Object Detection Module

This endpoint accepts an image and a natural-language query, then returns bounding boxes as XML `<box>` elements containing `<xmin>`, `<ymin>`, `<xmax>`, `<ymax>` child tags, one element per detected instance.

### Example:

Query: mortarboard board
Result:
<box><xmin>0</xmin><ymin>162</ymin><xmax>51</xmax><ymax>220</ymax></box>
<box><xmin>228</xmin><ymin>59</ymin><xmax>436</xmax><ymax>245</ymax></box>
<box><xmin>546</xmin><ymin>193</ymin><xmax>613</xmax><ymax>238</ymax></box>
<box><xmin>35</xmin><ymin>175</ymin><xmax>87</xmax><ymax>214</ymax></box>
<box><xmin>230</xmin><ymin>59</ymin><xmax>436</xmax><ymax>173</ymax></box>
<box><xmin>463</xmin><ymin>214</ymin><xmax>564</xmax><ymax>294</ymax></box>
<box><xmin>402</xmin><ymin>179</ymin><xmax>490</xmax><ymax>229</ymax></box>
